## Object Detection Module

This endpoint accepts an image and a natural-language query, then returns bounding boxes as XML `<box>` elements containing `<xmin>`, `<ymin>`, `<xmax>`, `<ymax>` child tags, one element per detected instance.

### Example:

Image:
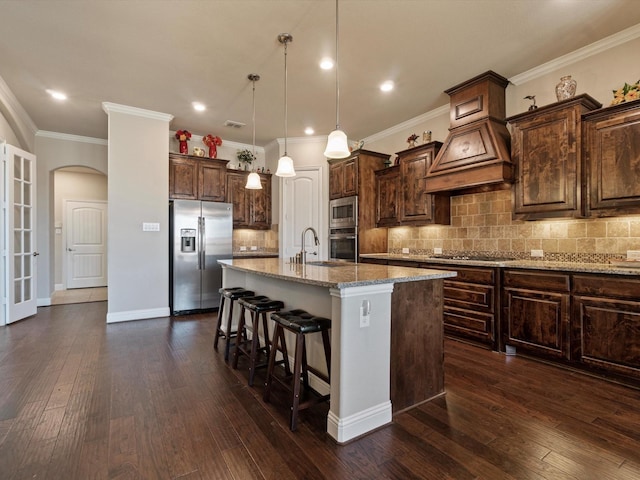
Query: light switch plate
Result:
<box><xmin>250</xmin><ymin>246</ymin><xmax>258</xmax><ymax>251</ymax></box>
<box><xmin>240</xmin><ymin>246</ymin><xmax>247</xmax><ymax>251</ymax></box>
<box><xmin>142</xmin><ymin>222</ymin><xmax>160</xmax><ymax>232</ymax></box>
<box><xmin>531</xmin><ymin>249</ymin><xmax>544</xmax><ymax>258</ymax></box>
<box><xmin>434</xmin><ymin>247</ymin><xmax>443</xmax><ymax>254</ymax></box>
<box><xmin>402</xmin><ymin>247</ymin><xmax>410</xmax><ymax>254</ymax></box>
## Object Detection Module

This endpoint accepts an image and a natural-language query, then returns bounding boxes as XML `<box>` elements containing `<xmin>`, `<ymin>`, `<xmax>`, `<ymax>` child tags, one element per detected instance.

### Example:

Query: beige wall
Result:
<box><xmin>367</xmin><ymin>35</ymin><xmax>640</xmax><ymax>261</ymax></box>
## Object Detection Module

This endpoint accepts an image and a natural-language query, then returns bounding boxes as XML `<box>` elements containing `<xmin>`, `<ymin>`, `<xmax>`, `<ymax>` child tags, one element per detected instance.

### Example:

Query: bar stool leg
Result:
<box><xmin>290</xmin><ymin>332</ymin><xmax>305</xmax><ymax>431</ymax></box>
<box><xmin>213</xmin><ymin>296</ymin><xmax>226</xmax><ymax>351</ymax></box>
<box><xmin>247</xmin><ymin>310</ymin><xmax>264</xmax><ymax>386</ymax></box>
<box><xmin>223</xmin><ymin>300</ymin><xmax>237</xmax><ymax>362</ymax></box>
<box><xmin>263</xmin><ymin>324</ymin><xmax>282</xmax><ymax>403</ymax></box>
<box><xmin>232</xmin><ymin>305</ymin><xmax>248</xmax><ymax>368</ymax></box>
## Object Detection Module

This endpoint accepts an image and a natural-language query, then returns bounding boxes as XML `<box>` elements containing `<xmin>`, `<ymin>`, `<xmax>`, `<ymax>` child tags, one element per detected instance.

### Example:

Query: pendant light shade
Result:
<box><xmin>245</xmin><ymin>73</ymin><xmax>263</xmax><ymax>189</ymax></box>
<box><xmin>276</xmin><ymin>33</ymin><xmax>296</xmax><ymax>177</ymax></box>
<box><xmin>324</xmin><ymin>0</ymin><xmax>350</xmax><ymax>159</ymax></box>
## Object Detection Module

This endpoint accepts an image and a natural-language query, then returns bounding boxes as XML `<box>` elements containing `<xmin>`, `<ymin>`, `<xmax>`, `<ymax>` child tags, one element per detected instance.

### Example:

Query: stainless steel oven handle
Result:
<box><xmin>330</xmin><ymin>235</ymin><xmax>356</xmax><ymax>240</ymax></box>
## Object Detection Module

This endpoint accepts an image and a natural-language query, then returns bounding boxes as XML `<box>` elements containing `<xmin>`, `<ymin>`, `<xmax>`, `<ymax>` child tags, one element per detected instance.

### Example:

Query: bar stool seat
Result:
<box><xmin>214</xmin><ymin>287</ymin><xmax>255</xmax><ymax>361</ymax></box>
<box><xmin>264</xmin><ymin>309</ymin><xmax>331</xmax><ymax>431</ymax></box>
<box><xmin>232</xmin><ymin>296</ymin><xmax>287</xmax><ymax>386</ymax></box>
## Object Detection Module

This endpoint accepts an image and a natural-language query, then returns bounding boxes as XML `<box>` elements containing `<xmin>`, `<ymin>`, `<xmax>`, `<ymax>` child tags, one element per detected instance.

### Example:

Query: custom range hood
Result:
<box><xmin>425</xmin><ymin>71</ymin><xmax>513</xmax><ymax>193</ymax></box>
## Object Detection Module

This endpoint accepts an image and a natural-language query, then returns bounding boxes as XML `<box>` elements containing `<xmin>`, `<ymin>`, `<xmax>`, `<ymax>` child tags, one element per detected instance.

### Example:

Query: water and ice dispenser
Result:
<box><xmin>180</xmin><ymin>229</ymin><xmax>196</xmax><ymax>252</ymax></box>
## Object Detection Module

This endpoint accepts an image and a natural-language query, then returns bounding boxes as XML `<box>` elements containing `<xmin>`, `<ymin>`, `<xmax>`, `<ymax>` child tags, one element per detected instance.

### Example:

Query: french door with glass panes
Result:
<box><xmin>1</xmin><ymin>144</ymin><xmax>37</xmax><ymax>325</ymax></box>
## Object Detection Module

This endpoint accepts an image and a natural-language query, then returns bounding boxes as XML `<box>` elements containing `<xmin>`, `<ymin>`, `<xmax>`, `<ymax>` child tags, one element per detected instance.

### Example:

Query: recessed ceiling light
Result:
<box><xmin>192</xmin><ymin>102</ymin><xmax>206</xmax><ymax>112</ymax></box>
<box><xmin>320</xmin><ymin>57</ymin><xmax>334</xmax><ymax>70</ymax></box>
<box><xmin>304</xmin><ymin>127</ymin><xmax>314</xmax><ymax>135</ymax></box>
<box><xmin>46</xmin><ymin>89</ymin><xmax>67</xmax><ymax>100</ymax></box>
<box><xmin>380</xmin><ymin>81</ymin><xmax>394</xmax><ymax>92</ymax></box>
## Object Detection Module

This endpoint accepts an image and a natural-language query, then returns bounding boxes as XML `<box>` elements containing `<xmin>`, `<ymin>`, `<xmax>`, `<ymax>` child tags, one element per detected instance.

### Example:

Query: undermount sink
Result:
<box><xmin>306</xmin><ymin>261</ymin><xmax>353</xmax><ymax>267</ymax></box>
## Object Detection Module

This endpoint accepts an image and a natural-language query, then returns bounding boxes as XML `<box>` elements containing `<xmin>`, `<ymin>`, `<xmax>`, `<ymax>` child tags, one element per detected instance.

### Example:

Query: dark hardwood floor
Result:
<box><xmin>1</xmin><ymin>302</ymin><xmax>639</xmax><ymax>479</ymax></box>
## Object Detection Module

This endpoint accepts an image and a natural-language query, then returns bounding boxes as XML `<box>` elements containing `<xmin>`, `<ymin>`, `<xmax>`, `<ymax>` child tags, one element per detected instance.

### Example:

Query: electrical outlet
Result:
<box><xmin>531</xmin><ymin>249</ymin><xmax>544</xmax><ymax>258</ymax></box>
<box><xmin>360</xmin><ymin>300</ymin><xmax>371</xmax><ymax>328</ymax></box>
<box><xmin>402</xmin><ymin>247</ymin><xmax>410</xmax><ymax>254</ymax></box>
<box><xmin>239</xmin><ymin>246</ymin><xmax>247</xmax><ymax>251</ymax></box>
<box><xmin>434</xmin><ymin>247</ymin><xmax>443</xmax><ymax>255</ymax></box>
<box><xmin>250</xmin><ymin>246</ymin><xmax>258</xmax><ymax>251</ymax></box>
<box><xmin>627</xmin><ymin>250</ymin><xmax>640</xmax><ymax>261</ymax></box>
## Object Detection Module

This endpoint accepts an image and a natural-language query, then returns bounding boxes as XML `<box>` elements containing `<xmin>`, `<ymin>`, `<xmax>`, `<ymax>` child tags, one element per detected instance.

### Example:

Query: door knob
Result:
<box><xmin>33</xmin><ymin>251</ymin><xmax>40</xmax><ymax>256</ymax></box>
<box><xmin>67</xmin><ymin>248</ymin><xmax>75</xmax><ymax>252</ymax></box>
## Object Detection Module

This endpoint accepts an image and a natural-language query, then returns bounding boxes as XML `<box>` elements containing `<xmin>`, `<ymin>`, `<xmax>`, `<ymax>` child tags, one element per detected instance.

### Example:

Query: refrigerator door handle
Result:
<box><xmin>200</xmin><ymin>216</ymin><xmax>206</xmax><ymax>270</ymax></box>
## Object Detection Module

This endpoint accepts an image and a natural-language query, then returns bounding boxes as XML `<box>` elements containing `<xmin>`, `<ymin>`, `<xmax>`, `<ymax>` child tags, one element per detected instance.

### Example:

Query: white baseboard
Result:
<box><xmin>106</xmin><ymin>307</ymin><xmax>170</xmax><ymax>323</ymax></box>
<box><xmin>55</xmin><ymin>283</ymin><xmax>64</xmax><ymax>291</ymax></box>
<box><xmin>37</xmin><ymin>297</ymin><xmax>52</xmax><ymax>307</ymax></box>
<box><xmin>327</xmin><ymin>401</ymin><xmax>392</xmax><ymax>444</ymax></box>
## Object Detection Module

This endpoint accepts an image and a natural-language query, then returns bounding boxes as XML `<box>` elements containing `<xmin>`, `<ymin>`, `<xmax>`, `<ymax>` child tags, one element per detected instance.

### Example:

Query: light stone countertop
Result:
<box><xmin>218</xmin><ymin>257</ymin><xmax>456</xmax><ymax>289</ymax></box>
<box><xmin>360</xmin><ymin>253</ymin><xmax>640</xmax><ymax>276</ymax></box>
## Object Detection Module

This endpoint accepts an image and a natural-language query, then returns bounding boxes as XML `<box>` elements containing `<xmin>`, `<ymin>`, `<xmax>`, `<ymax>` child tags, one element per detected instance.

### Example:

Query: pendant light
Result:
<box><xmin>324</xmin><ymin>0</ymin><xmax>350</xmax><ymax>159</ymax></box>
<box><xmin>275</xmin><ymin>33</ymin><xmax>296</xmax><ymax>177</ymax></box>
<box><xmin>245</xmin><ymin>73</ymin><xmax>263</xmax><ymax>189</ymax></box>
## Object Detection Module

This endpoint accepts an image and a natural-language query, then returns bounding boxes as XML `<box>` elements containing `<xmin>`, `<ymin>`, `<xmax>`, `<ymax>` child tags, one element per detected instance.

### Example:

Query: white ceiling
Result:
<box><xmin>2</xmin><ymin>0</ymin><xmax>640</xmax><ymax>147</ymax></box>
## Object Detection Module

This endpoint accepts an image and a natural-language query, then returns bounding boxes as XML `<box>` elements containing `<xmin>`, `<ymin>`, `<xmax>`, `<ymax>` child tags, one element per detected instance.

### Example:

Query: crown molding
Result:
<box><xmin>36</xmin><ymin>130</ymin><xmax>107</xmax><ymax>145</ymax></box>
<box><xmin>510</xmin><ymin>23</ymin><xmax>640</xmax><ymax>85</ymax></box>
<box><xmin>102</xmin><ymin>102</ymin><xmax>174</xmax><ymax>122</ymax></box>
<box><xmin>363</xmin><ymin>105</ymin><xmax>449</xmax><ymax>145</ymax></box>
<box><xmin>0</xmin><ymin>74</ymin><xmax>38</xmax><ymax>151</ymax></box>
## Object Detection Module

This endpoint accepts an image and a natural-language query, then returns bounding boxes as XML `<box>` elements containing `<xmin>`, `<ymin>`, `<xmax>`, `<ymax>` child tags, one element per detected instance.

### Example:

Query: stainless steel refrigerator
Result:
<box><xmin>170</xmin><ymin>200</ymin><xmax>233</xmax><ymax>314</ymax></box>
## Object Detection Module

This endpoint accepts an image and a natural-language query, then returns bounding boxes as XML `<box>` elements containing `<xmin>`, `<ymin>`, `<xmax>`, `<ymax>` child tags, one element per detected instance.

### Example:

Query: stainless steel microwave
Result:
<box><xmin>329</xmin><ymin>196</ymin><xmax>357</xmax><ymax>229</ymax></box>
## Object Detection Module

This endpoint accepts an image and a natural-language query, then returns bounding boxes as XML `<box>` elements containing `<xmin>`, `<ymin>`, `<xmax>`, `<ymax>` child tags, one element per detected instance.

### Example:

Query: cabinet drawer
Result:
<box><xmin>573</xmin><ymin>274</ymin><xmax>640</xmax><ymax>300</ymax></box>
<box><xmin>504</xmin><ymin>270</ymin><xmax>570</xmax><ymax>292</ymax></box>
<box><xmin>444</xmin><ymin>307</ymin><xmax>493</xmax><ymax>342</ymax></box>
<box><xmin>444</xmin><ymin>282</ymin><xmax>494</xmax><ymax>313</ymax></box>
<box><xmin>420</xmin><ymin>264</ymin><xmax>496</xmax><ymax>284</ymax></box>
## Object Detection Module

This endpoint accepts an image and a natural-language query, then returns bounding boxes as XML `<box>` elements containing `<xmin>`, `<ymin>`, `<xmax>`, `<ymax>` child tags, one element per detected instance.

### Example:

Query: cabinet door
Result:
<box><xmin>169</xmin><ymin>156</ymin><xmax>197</xmax><ymax>199</ymax></box>
<box><xmin>400</xmin><ymin>150</ymin><xmax>431</xmax><ymax>222</ymax></box>
<box><xmin>249</xmin><ymin>175</ymin><xmax>271</xmax><ymax>229</ymax></box>
<box><xmin>342</xmin><ymin>158</ymin><xmax>358</xmax><ymax>197</ymax></box>
<box><xmin>329</xmin><ymin>162</ymin><xmax>344</xmax><ymax>199</ymax></box>
<box><xmin>584</xmin><ymin>102</ymin><xmax>640</xmax><ymax>217</ymax></box>
<box><xmin>199</xmin><ymin>161</ymin><xmax>226</xmax><ymax>202</ymax></box>
<box><xmin>375</xmin><ymin>167</ymin><xmax>400</xmax><ymax>227</ymax></box>
<box><xmin>226</xmin><ymin>172</ymin><xmax>249</xmax><ymax>227</ymax></box>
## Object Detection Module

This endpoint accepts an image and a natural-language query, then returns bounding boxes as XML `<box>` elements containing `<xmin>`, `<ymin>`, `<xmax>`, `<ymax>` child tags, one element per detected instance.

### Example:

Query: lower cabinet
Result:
<box><xmin>503</xmin><ymin>270</ymin><xmax>571</xmax><ymax>360</ymax></box>
<box><xmin>572</xmin><ymin>274</ymin><xmax>640</xmax><ymax>383</ymax></box>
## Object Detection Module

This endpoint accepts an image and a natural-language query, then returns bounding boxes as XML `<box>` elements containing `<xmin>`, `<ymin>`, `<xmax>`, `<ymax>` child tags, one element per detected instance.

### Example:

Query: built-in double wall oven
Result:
<box><xmin>329</xmin><ymin>196</ymin><xmax>357</xmax><ymax>262</ymax></box>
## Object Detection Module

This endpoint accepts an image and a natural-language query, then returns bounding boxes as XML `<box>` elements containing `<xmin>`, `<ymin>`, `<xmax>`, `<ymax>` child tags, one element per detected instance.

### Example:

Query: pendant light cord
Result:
<box><xmin>334</xmin><ymin>0</ymin><xmax>340</xmax><ymax>131</ymax></box>
<box><xmin>283</xmin><ymin>38</ymin><xmax>289</xmax><ymax>155</ymax></box>
<box><xmin>252</xmin><ymin>77</ymin><xmax>256</xmax><ymax>159</ymax></box>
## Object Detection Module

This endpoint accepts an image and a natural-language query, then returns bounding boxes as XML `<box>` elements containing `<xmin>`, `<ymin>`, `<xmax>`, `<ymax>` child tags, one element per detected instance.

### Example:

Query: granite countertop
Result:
<box><xmin>218</xmin><ymin>257</ymin><xmax>456</xmax><ymax>289</ymax></box>
<box><xmin>360</xmin><ymin>253</ymin><xmax>640</xmax><ymax>276</ymax></box>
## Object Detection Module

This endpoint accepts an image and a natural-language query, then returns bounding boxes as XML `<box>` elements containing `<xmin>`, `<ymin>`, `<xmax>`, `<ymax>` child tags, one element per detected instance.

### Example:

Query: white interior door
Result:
<box><xmin>65</xmin><ymin>200</ymin><xmax>107</xmax><ymax>289</ymax></box>
<box><xmin>281</xmin><ymin>167</ymin><xmax>323</xmax><ymax>260</ymax></box>
<box><xmin>2</xmin><ymin>144</ymin><xmax>37</xmax><ymax>325</ymax></box>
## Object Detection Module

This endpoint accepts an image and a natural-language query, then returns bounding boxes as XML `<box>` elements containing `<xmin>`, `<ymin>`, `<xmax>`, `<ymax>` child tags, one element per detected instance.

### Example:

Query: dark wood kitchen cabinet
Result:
<box><xmin>169</xmin><ymin>153</ymin><xmax>228</xmax><ymax>201</ymax></box>
<box><xmin>422</xmin><ymin>263</ymin><xmax>500</xmax><ymax>349</ymax></box>
<box><xmin>225</xmin><ymin>171</ymin><xmax>271</xmax><ymax>229</ymax></box>
<box><xmin>374</xmin><ymin>166</ymin><xmax>400</xmax><ymax>227</ymax></box>
<box><xmin>572</xmin><ymin>274</ymin><xmax>640</xmax><ymax>383</ymax></box>
<box><xmin>329</xmin><ymin>157</ymin><xmax>357</xmax><ymax>199</ymax></box>
<box><xmin>397</xmin><ymin>142</ymin><xmax>450</xmax><ymax>225</ymax></box>
<box><xmin>503</xmin><ymin>270</ymin><xmax>571</xmax><ymax>360</ymax></box>
<box><xmin>507</xmin><ymin>94</ymin><xmax>601</xmax><ymax>220</ymax></box>
<box><xmin>583</xmin><ymin>99</ymin><xmax>640</xmax><ymax>217</ymax></box>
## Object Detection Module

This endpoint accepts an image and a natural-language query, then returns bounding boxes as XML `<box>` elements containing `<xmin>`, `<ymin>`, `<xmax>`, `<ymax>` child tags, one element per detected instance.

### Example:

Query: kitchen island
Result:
<box><xmin>218</xmin><ymin>258</ymin><xmax>456</xmax><ymax>443</ymax></box>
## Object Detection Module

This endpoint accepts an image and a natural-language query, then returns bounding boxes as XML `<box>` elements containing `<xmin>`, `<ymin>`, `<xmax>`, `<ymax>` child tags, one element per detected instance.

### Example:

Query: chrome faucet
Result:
<box><xmin>300</xmin><ymin>227</ymin><xmax>319</xmax><ymax>265</ymax></box>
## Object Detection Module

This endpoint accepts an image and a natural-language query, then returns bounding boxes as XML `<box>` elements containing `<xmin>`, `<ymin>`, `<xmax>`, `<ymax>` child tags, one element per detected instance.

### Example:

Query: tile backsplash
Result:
<box><xmin>388</xmin><ymin>189</ymin><xmax>640</xmax><ymax>263</ymax></box>
<box><xmin>233</xmin><ymin>225</ymin><xmax>279</xmax><ymax>254</ymax></box>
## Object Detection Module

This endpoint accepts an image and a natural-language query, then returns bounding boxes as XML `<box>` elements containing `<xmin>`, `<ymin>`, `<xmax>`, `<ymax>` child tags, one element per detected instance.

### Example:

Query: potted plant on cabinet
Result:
<box><xmin>237</xmin><ymin>149</ymin><xmax>256</xmax><ymax>170</ymax></box>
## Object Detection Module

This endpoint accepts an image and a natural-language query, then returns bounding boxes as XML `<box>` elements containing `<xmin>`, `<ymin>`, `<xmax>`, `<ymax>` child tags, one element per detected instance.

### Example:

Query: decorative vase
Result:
<box><xmin>179</xmin><ymin>141</ymin><xmax>188</xmax><ymax>154</ymax></box>
<box><xmin>208</xmin><ymin>145</ymin><xmax>218</xmax><ymax>158</ymax></box>
<box><xmin>555</xmin><ymin>75</ymin><xmax>577</xmax><ymax>101</ymax></box>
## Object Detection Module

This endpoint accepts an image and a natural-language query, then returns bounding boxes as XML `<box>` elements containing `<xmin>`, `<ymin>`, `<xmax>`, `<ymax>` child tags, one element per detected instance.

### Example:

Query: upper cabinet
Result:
<box><xmin>375</xmin><ymin>143</ymin><xmax>450</xmax><ymax>227</ymax></box>
<box><xmin>583</xmin><ymin>99</ymin><xmax>640</xmax><ymax>217</ymax></box>
<box><xmin>397</xmin><ymin>142</ymin><xmax>450</xmax><ymax>225</ymax></box>
<box><xmin>507</xmin><ymin>94</ymin><xmax>601</xmax><ymax>220</ymax></box>
<box><xmin>329</xmin><ymin>156</ymin><xmax>358</xmax><ymax>199</ymax></box>
<box><xmin>225</xmin><ymin>171</ymin><xmax>271</xmax><ymax>230</ymax></box>
<box><xmin>169</xmin><ymin>153</ymin><xmax>228</xmax><ymax>202</ymax></box>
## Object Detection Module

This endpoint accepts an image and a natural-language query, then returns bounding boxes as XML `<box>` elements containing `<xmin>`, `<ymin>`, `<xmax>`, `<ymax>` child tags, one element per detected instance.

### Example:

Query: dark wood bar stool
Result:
<box><xmin>232</xmin><ymin>295</ymin><xmax>287</xmax><ymax>386</ymax></box>
<box><xmin>214</xmin><ymin>287</ymin><xmax>255</xmax><ymax>361</ymax></box>
<box><xmin>264</xmin><ymin>309</ymin><xmax>331</xmax><ymax>431</ymax></box>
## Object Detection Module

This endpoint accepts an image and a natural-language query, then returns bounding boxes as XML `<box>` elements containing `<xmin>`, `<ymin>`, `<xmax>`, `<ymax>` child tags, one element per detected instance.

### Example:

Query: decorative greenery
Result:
<box><xmin>407</xmin><ymin>133</ymin><xmax>419</xmax><ymax>144</ymax></box>
<box><xmin>237</xmin><ymin>148</ymin><xmax>256</xmax><ymax>164</ymax></box>
<box><xmin>203</xmin><ymin>134</ymin><xmax>222</xmax><ymax>147</ymax></box>
<box><xmin>611</xmin><ymin>80</ymin><xmax>640</xmax><ymax>105</ymax></box>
